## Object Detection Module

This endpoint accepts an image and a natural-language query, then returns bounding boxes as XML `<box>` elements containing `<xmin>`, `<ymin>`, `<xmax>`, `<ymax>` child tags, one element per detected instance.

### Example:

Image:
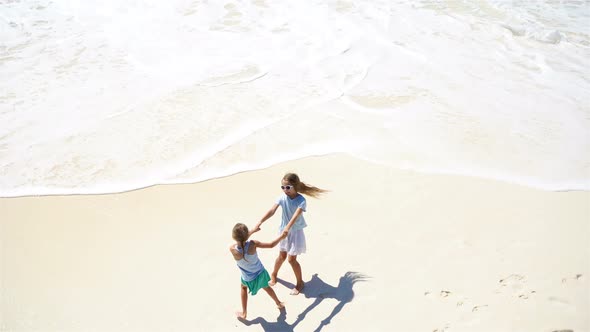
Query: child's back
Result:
<box><xmin>230</xmin><ymin>223</ymin><xmax>287</xmax><ymax>320</ymax></box>
<box><xmin>233</xmin><ymin>240</ymin><xmax>264</xmax><ymax>282</ymax></box>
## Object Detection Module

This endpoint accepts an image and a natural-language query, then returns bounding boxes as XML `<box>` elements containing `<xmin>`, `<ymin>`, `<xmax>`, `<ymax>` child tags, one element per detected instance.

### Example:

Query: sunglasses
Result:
<box><xmin>281</xmin><ymin>185</ymin><xmax>294</xmax><ymax>190</ymax></box>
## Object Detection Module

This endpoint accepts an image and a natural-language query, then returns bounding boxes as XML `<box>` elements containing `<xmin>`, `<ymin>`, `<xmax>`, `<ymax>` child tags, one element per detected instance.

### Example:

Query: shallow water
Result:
<box><xmin>1</xmin><ymin>0</ymin><xmax>589</xmax><ymax>196</ymax></box>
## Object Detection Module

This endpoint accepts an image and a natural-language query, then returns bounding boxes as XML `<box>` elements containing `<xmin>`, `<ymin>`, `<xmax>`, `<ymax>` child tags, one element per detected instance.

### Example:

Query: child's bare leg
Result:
<box><xmin>269</xmin><ymin>251</ymin><xmax>287</xmax><ymax>286</ymax></box>
<box><xmin>287</xmin><ymin>255</ymin><xmax>304</xmax><ymax>295</ymax></box>
<box><xmin>235</xmin><ymin>284</ymin><xmax>248</xmax><ymax>319</ymax></box>
<box><xmin>263</xmin><ymin>286</ymin><xmax>285</xmax><ymax>309</ymax></box>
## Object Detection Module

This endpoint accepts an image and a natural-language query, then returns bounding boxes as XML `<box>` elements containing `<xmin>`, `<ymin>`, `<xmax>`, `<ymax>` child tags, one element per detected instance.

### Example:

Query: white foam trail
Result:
<box><xmin>1</xmin><ymin>0</ymin><xmax>588</xmax><ymax>197</ymax></box>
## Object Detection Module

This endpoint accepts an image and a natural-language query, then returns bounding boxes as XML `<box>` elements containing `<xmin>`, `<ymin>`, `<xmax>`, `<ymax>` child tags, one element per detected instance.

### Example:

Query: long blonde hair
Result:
<box><xmin>283</xmin><ymin>173</ymin><xmax>327</xmax><ymax>198</ymax></box>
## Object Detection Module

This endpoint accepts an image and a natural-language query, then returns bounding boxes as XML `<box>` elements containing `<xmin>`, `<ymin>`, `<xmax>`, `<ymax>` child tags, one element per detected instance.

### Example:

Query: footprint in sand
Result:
<box><xmin>423</xmin><ymin>290</ymin><xmax>453</xmax><ymax>302</ymax></box>
<box><xmin>498</xmin><ymin>274</ymin><xmax>536</xmax><ymax>299</ymax></box>
<box><xmin>561</xmin><ymin>274</ymin><xmax>583</xmax><ymax>284</ymax></box>
<box><xmin>499</xmin><ymin>274</ymin><xmax>525</xmax><ymax>288</ymax></box>
<box><xmin>432</xmin><ymin>323</ymin><xmax>450</xmax><ymax>332</ymax></box>
<box><xmin>472</xmin><ymin>305</ymin><xmax>488</xmax><ymax>312</ymax></box>
<box><xmin>425</xmin><ymin>290</ymin><xmax>487</xmax><ymax>314</ymax></box>
<box><xmin>423</xmin><ymin>290</ymin><xmax>452</xmax><ymax>298</ymax></box>
<box><xmin>440</xmin><ymin>290</ymin><xmax>452</xmax><ymax>298</ymax></box>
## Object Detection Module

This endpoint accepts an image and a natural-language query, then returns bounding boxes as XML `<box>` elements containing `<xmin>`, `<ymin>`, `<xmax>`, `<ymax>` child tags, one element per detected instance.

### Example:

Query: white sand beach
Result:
<box><xmin>2</xmin><ymin>0</ymin><xmax>590</xmax><ymax>331</ymax></box>
<box><xmin>2</xmin><ymin>154</ymin><xmax>588</xmax><ymax>332</ymax></box>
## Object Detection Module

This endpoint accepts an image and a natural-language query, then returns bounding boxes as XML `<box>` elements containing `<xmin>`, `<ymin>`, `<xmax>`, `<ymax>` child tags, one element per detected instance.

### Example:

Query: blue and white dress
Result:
<box><xmin>276</xmin><ymin>193</ymin><xmax>307</xmax><ymax>255</ymax></box>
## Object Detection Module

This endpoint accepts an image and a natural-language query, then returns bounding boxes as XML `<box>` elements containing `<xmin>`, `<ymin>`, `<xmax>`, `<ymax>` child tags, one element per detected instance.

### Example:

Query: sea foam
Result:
<box><xmin>1</xmin><ymin>0</ymin><xmax>588</xmax><ymax>197</ymax></box>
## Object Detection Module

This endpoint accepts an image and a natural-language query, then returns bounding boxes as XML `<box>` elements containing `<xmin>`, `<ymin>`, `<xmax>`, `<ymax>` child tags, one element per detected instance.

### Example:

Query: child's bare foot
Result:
<box><xmin>290</xmin><ymin>282</ymin><xmax>304</xmax><ymax>295</ymax></box>
<box><xmin>235</xmin><ymin>311</ymin><xmax>247</xmax><ymax>320</ymax></box>
<box><xmin>277</xmin><ymin>302</ymin><xmax>285</xmax><ymax>309</ymax></box>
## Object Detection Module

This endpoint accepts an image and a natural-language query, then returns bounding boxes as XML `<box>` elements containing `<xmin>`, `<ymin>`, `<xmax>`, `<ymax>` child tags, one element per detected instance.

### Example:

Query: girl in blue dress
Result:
<box><xmin>254</xmin><ymin>173</ymin><xmax>327</xmax><ymax>295</ymax></box>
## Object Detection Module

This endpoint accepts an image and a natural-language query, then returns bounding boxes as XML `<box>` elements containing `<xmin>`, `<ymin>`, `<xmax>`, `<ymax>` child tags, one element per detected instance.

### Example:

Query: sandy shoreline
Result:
<box><xmin>1</xmin><ymin>154</ymin><xmax>588</xmax><ymax>332</ymax></box>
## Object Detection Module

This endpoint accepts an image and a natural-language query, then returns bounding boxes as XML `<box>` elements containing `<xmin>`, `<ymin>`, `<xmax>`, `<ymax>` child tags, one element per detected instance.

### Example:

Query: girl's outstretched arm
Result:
<box><xmin>254</xmin><ymin>231</ymin><xmax>288</xmax><ymax>249</ymax></box>
<box><xmin>247</xmin><ymin>227</ymin><xmax>260</xmax><ymax>238</ymax></box>
<box><xmin>254</xmin><ymin>203</ymin><xmax>279</xmax><ymax>231</ymax></box>
<box><xmin>283</xmin><ymin>207</ymin><xmax>304</xmax><ymax>233</ymax></box>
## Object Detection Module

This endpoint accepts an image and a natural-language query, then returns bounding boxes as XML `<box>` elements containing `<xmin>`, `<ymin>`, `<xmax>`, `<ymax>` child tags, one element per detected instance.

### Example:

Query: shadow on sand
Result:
<box><xmin>239</xmin><ymin>271</ymin><xmax>369</xmax><ymax>332</ymax></box>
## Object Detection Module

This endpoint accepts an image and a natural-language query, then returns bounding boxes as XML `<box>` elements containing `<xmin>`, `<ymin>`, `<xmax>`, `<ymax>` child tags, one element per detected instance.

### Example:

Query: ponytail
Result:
<box><xmin>232</xmin><ymin>223</ymin><xmax>250</xmax><ymax>262</ymax></box>
<box><xmin>283</xmin><ymin>173</ymin><xmax>328</xmax><ymax>198</ymax></box>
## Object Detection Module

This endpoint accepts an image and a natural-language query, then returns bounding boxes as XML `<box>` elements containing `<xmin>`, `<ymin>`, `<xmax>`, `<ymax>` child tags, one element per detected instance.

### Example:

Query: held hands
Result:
<box><xmin>281</xmin><ymin>227</ymin><xmax>291</xmax><ymax>239</ymax></box>
<box><xmin>271</xmin><ymin>229</ymin><xmax>289</xmax><ymax>247</ymax></box>
<box><xmin>248</xmin><ymin>224</ymin><xmax>261</xmax><ymax>238</ymax></box>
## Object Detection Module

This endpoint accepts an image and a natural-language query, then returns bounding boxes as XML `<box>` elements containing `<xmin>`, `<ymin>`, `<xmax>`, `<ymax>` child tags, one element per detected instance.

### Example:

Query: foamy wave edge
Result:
<box><xmin>1</xmin><ymin>153</ymin><xmax>588</xmax><ymax>198</ymax></box>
